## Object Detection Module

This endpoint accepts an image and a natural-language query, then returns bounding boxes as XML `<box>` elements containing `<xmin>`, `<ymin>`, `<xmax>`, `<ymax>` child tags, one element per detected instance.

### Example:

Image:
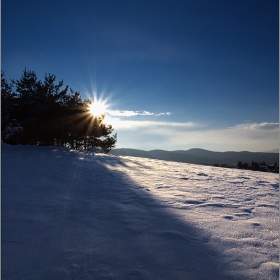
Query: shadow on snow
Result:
<box><xmin>2</xmin><ymin>146</ymin><xmax>244</xmax><ymax>280</ymax></box>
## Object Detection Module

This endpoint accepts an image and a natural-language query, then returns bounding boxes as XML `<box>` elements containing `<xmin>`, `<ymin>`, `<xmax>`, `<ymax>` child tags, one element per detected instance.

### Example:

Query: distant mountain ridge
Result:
<box><xmin>110</xmin><ymin>148</ymin><xmax>279</xmax><ymax>166</ymax></box>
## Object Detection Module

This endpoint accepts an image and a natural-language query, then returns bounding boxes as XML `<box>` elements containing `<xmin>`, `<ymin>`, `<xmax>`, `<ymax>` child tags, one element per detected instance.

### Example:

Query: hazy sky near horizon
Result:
<box><xmin>2</xmin><ymin>0</ymin><xmax>279</xmax><ymax>151</ymax></box>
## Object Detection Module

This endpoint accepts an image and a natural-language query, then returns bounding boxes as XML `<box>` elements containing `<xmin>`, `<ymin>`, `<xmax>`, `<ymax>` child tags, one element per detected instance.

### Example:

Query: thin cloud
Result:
<box><xmin>107</xmin><ymin>110</ymin><xmax>172</xmax><ymax>117</ymax></box>
<box><xmin>155</xmin><ymin>112</ymin><xmax>172</xmax><ymax>116</ymax></box>
<box><xmin>111</xmin><ymin>120</ymin><xmax>278</xmax><ymax>152</ymax></box>
<box><xmin>243</xmin><ymin>122</ymin><xmax>279</xmax><ymax>131</ymax></box>
<box><xmin>106</xmin><ymin>119</ymin><xmax>199</xmax><ymax>131</ymax></box>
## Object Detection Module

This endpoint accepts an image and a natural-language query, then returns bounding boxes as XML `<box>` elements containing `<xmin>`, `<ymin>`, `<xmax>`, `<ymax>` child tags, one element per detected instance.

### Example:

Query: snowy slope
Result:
<box><xmin>2</xmin><ymin>144</ymin><xmax>279</xmax><ymax>280</ymax></box>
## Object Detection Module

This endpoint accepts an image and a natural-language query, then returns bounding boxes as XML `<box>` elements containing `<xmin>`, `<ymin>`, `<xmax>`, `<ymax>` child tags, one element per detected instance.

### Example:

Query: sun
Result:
<box><xmin>89</xmin><ymin>100</ymin><xmax>107</xmax><ymax>117</ymax></box>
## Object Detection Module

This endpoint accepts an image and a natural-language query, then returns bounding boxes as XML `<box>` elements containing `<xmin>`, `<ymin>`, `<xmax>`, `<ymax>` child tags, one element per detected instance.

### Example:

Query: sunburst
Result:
<box><xmin>89</xmin><ymin>100</ymin><xmax>107</xmax><ymax>117</ymax></box>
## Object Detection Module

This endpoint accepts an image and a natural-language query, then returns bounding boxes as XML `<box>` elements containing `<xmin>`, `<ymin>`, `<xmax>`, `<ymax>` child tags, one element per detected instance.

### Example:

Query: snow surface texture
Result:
<box><xmin>2</xmin><ymin>145</ymin><xmax>279</xmax><ymax>280</ymax></box>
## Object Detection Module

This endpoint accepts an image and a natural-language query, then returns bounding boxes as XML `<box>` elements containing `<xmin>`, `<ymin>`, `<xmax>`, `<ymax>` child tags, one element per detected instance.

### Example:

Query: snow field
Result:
<box><xmin>2</xmin><ymin>144</ymin><xmax>279</xmax><ymax>279</ymax></box>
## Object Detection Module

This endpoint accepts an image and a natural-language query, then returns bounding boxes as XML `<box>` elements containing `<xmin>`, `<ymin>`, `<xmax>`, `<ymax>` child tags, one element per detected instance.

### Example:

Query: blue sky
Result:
<box><xmin>2</xmin><ymin>0</ymin><xmax>279</xmax><ymax>151</ymax></box>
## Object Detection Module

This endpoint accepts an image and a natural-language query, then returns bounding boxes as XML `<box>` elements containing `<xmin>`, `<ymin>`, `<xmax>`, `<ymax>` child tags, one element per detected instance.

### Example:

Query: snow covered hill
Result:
<box><xmin>2</xmin><ymin>144</ymin><xmax>279</xmax><ymax>279</ymax></box>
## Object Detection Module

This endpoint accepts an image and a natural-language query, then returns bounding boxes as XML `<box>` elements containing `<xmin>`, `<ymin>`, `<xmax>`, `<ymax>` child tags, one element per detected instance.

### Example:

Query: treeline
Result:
<box><xmin>214</xmin><ymin>161</ymin><xmax>279</xmax><ymax>173</ymax></box>
<box><xmin>237</xmin><ymin>161</ymin><xmax>278</xmax><ymax>173</ymax></box>
<box><xmin>1</xmin><ymin>69</ymin><xmax>117</xmax><ymax>153</ymax></box>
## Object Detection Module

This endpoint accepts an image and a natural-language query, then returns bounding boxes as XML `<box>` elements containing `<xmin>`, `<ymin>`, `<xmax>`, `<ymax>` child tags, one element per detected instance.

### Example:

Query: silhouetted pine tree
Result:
<box><xmin>237</xmin><ymin>161</ymin><xmax>243</xmax><ymax>169</ymax></box>
<box><xmin>1</xmin><ymin>71</ymin><xmax>21</xmax><ymax>143</ymax></box>
<box><xmin>2</xmin><ymin>69</ymin><xmax>117</xmax><ymax>152</ymax></box>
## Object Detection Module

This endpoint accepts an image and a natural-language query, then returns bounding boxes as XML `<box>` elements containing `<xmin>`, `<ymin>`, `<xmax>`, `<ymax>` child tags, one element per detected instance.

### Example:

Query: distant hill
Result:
<box><xmin>110</xmin><ymin>148</ymin><xmax>279</xmax><ymax>166</ymax></box>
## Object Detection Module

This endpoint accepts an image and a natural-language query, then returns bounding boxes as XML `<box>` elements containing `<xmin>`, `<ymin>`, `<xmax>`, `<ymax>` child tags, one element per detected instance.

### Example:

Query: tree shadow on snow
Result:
<box><xmin>64</xmin><ymin>151</ymin><xmax>243</xmax><ymax>279</ymax></box>
<box><xmin>2</xmin><ymin>147</ymin><xmax>246</xmax><ymax>280</ymax></box>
